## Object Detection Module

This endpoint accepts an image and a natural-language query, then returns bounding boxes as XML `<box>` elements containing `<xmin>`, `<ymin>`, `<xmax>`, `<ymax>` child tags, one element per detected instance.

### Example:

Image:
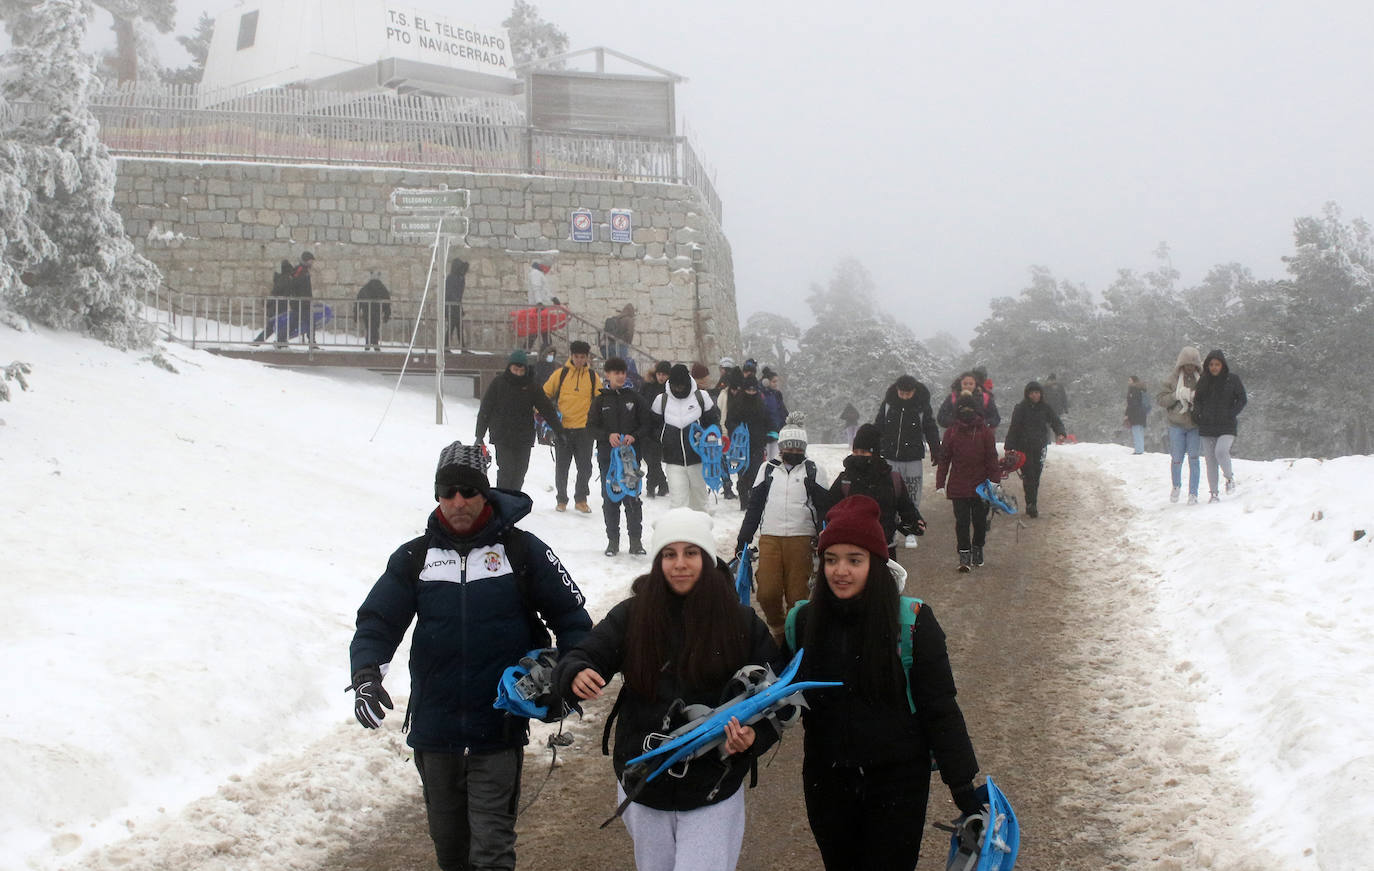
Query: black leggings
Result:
<box><xmin>1021</xmin><ymin>448</ymin><xmax>1045</xmax><ymax>506</ymax></box>
<box><xmin>952</xmin><ymin>497</ymin><xmax>988</xmax><ymax>551</ymax></box>
<box><xmin>804</xmin><ymin>757</ymin><xmax>931</xmax><ymax>870</ymax></box>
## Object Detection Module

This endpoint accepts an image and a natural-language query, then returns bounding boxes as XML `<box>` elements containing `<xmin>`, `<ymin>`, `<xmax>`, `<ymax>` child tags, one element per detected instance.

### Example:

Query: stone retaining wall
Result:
<box><xmin>113</xmin><ymin>158</ymin><xmax>740</xmax><ymax>366</ymax></box>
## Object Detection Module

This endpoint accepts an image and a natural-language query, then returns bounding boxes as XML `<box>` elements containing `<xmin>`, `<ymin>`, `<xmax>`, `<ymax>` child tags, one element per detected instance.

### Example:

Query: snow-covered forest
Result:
<box><xmin>748</xmin><ymin>205</ymin><xmax>1373</xmax><ymax>460</ymax></box>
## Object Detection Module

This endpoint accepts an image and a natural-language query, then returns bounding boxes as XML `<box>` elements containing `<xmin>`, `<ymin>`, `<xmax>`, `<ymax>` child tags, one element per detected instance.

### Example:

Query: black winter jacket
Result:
<box><xmin>553</xmin><ymin>590</ymin><xmax>781</xmax><ymax>812</ymax></box>
<box><xmin>587</xmin><ymin>385</ymin><xmax>650</xmax><ymax>456</ymax></box>
<box><xmin>350</xmin><ymin>490</ymin><xmax>592</xmax><ymax>753</ymax></box>
<box><xmin>875</xmin><ymin>382</ymin><xmax>941</xmax><ymax>462</ymax></box>
<box><xmin>1125</xmin><ymin>385</ymin><xmax>1149</xmax><ymax>426</ymax></box>
<box><xmin>1192</xmin><ymin>350</ymin><xmax>1247</xmax><ymax>438</ymax></box>
<box><xmin>827</xmin><ymin>455</ymin><xmax>922</xmax><ymax>545</ymax></box>
<box><xmin>476</xmin><ymin>368</ymin><xmax>565</xmax><ymax>446</ymax></box>
<box><xmin>1004</xmin><ymin>381</ymin><xmax>1066</xmax><ymax>455</ymax></box>
<box><xmin>725</xmin><ymin>390</ymin><xmax>773</xmax><ymax>444</ymax></box>
<box><xmin>787</xmin><ymin>599</ymin><xmax>978</xmax><ymax>780</ymax></box>
<box><xmin>936</xmin><ymin>388</ymin><xmax>1000</xmax><ymax>430</ymax></box>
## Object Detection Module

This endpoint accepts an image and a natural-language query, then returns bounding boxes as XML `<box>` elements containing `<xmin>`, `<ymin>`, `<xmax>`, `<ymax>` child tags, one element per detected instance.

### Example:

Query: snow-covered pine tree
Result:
<box><xmin>160</xmin><ymin>11</ymin><xmax>214</xmax><ymax>86</ymax></box>
<box><xmin>95</xmin><ymin>0</ymin><xmax>176</xmax><ymax>84</ymax></box>
<box><xmin>0</xmin><ymin>0</ymin><xmax>160</xmax><ymax>349</ymax></box>
<box><xmin>503</xmin><ymin>1</ymin><xmax>569</xmax><ymax>68</ymax></box>
<box><xmin>740</xmin><ymin>311</ymin><xmax>800</xmax><ymax>371</ymax></box>
<box><xmin>786</xmin><ymin>259</ymin><xmax>942</xmax><ymax>443</ymax></box>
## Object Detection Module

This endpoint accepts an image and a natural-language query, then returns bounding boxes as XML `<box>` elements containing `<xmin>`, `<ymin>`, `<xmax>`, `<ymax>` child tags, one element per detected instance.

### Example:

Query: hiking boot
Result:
<box><xmin>1187</xmin><ymin>493</ymin><xmax>1199</xmax><ymax>505</ymax></box>
<box><xmin>575</xmin><ymin>501</ymin><xmax>592</xmax><ymax>513</ymax></box>
<box><xmin>556</xmin><ymin>502</ymin><xmax>567</xmax><ymax>512</ymax></box>
<box><xmin>629</xmin><ymin>538</ymin><xmax>646</xmax><ymax>556</ymax></box>
<box><xmin>1026</xmin><ymin>503</ymin><xmax>1038</xmax><ymax>518</ymax></box>
<box><xmin>1209</xmin><ymin>493</ymin><xmax>1220</xmax><ymax>503</ymax></box>
<box><xmin>958</xmin><ymin>551</ymin><xmax>972</xmax><ymax>573</ymax></box>
<box><xmin>1170</xmin><ymin>487</ymin><xmax>1181</xmax><ymax>503</ymax></box>
<box><xmin>604</xmin><ymin>539</ymin><xmax>619</xmax><ymax>557</ymax></box>
<box><xmin>972</xmin><ymin>546</ymin><xmax>984</xmax><ymax>567</ymax></box>
<box><xmin>723</xmin><ymin>489</ymin><xmax>737</xmax><ymax>500</ymax></box>
<box><xmin>1225</xmin><ymin>477</ymin><xmax>1236</xmax><ymax>494</ymax></box>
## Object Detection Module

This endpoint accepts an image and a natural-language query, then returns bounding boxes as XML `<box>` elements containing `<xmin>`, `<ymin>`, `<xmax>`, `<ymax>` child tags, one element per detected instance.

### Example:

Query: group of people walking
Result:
<box><xmin>350</xmin><ymin>433</ymin><xmax>983</xmax><ymax>871</ymax></box>
<box><xmin>348</xmin><ymin>338</ymin><xmax>1248</xmax><ymax>871</ymax></box>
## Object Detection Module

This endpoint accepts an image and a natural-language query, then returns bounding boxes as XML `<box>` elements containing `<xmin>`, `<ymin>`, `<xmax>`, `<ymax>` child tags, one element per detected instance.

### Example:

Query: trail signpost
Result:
<box><xmin>390</xmin><ymin>187</ymin><xmax>470</xmax><ymax>423</ymax></box>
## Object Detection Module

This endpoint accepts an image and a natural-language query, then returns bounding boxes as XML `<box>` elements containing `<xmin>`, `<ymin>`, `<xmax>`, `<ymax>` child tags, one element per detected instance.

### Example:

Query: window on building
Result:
<box><xmin>236</xmin><ymin>11</ymin><xmax>259</xmax><ymax>50</ymax></box>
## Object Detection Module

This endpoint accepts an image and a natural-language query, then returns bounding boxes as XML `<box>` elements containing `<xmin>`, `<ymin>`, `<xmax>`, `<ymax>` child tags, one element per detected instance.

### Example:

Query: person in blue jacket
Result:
<box><xmin>349</xmin><ymin>441</ymin><xmax>592</xmax><ymax>871</ymax></box>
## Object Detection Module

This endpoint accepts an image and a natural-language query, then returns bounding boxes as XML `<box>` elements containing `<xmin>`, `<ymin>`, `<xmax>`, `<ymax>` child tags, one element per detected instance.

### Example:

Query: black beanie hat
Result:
<box><xmin>435</xmin><ymin>440</ymin><xmax>491</xmax><ymax>499</ymax></box>
<box><xmin>655</xmin><ymin>360</ymin><xmax>673</xmax><ymax>376</ymax></box>
<box><xmin>852</xmin><ymin>423</ymin><xmax>882</xmax><ymax>454</ymax></box>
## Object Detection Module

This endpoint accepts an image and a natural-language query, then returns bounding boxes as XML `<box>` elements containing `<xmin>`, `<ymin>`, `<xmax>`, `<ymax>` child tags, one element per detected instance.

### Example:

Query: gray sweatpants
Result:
<box><xmin>889</xmin><ymin>458</ymin><xmax>926</xmax><ymax>508</ymax></box>
<box><xmin>1201</xmin><ymin>434</ymin><xmax>1236</xmax><ymax>495</ymax></box>
<box><xmin>617</xmin><ymin>784</ymin><xmax>746</xmax><ymax>871</ymax></box>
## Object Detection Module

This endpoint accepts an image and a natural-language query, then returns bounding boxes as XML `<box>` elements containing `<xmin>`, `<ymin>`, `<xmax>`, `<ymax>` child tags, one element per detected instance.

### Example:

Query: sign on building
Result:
<box><xmin>392</xmin><ymin>216</ymin><xmax>469</xmax><ymax>238</ymax></box>
<box><xmin>391</xmin><ymin>188</ymin><xmax>470</xmax><ymax>212</ymax></box>
<box><xmin>570</xmin><ymin>209</ymin><xmax>594</xmax><ymax>243</ymax></box>
<box><xmin>609</xmin><ymin>209</ymin><xmax>633</xmax><ymax>244</ymax></box>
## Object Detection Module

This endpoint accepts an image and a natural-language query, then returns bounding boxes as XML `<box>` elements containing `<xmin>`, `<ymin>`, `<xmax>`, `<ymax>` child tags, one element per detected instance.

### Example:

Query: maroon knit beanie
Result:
<box><xmin>818</xmin><ymin>495</ymin><xmax>889</xmax><ymax>557</ymax></box>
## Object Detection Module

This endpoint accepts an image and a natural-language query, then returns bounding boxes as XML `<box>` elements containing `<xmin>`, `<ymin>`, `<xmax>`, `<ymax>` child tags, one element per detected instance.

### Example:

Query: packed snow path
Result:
<box><xmin>62</xmin><ymin>455</ymin><xmax>1280</xmax><ymax>870</ymax></box>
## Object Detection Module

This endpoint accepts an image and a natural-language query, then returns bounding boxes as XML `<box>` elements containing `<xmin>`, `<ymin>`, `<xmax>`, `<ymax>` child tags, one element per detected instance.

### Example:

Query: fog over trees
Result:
<box><xmin>753</xmin><ymin>206</ymin><xmax>1372</xmax><ymax>460</ymax></box>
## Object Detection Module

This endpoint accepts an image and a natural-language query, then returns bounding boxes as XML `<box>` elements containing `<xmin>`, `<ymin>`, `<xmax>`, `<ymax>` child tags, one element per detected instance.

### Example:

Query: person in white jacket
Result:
<box><xmin>735</xmin><ymin>415</ymin><xmax>833</xmax><ymax>646</ymax></box>
<box><xmin>649</xmin><ymin>364</ymin><xmax>720</xmax><ymax>512</ymax></box>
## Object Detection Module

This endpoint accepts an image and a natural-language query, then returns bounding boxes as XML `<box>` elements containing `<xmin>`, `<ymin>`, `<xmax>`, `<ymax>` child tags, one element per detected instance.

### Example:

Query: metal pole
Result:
<box><xmin>436</xmin><ymin>234</ymin><xmax>449</xmax><ymax>424</ymax></box>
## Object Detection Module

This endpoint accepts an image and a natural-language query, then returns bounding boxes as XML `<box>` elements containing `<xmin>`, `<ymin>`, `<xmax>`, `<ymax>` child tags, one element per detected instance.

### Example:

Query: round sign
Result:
<box><xmin>573</xmin><ymin>213</ymin><xmax>592</xmax><ymax>230</ymax></box>
<box><xmin>612</xmin><ymin>213</ymin><xmax>630</xmax><ymax>230</ymax></box>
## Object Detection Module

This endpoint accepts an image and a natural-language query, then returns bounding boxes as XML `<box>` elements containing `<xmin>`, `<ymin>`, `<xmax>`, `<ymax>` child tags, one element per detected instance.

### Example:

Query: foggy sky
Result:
<box><xmin>83</xmin><ymin>1</ymin><xmax>1374</xmax><ymax>342</ymax></box>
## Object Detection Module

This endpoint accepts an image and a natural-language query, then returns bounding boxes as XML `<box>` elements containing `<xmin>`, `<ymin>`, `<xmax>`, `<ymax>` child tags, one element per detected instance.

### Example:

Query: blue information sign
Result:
<box><xmin>609</xmin><ymin>209</ymin><xmax>633</xmax><ymax>244</ymax></box>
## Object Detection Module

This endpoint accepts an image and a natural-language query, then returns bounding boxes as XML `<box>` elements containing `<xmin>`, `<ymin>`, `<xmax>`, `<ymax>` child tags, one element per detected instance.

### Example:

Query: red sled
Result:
<box><xmin>999</xmin><ymin>450</ymin><xmax>1026</xmax><ymax>476</ymax></box>
<box><xmin>511</xmin><ymin>305</ymin><xmax>569</xmax><ymax>338</ymax></box>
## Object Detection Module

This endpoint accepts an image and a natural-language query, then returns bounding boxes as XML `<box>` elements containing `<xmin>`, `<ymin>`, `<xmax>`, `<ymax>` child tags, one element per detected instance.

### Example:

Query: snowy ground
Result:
<box><xmin>1</xmin><ymin>326</ymin><xmax>1370</xmax><ymax>871</ymax></box>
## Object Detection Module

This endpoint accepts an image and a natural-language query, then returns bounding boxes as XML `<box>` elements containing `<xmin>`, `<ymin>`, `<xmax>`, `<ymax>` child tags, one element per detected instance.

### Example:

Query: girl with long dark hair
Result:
<box><xmin>786</xmin><ymin>495</ymin><xmax>982</xmax><ymax>869</ymax></box>
<box><xmin>554</xmin><ymin>508</ymin><xmax>779</xmax><ymax>871</ymax></box>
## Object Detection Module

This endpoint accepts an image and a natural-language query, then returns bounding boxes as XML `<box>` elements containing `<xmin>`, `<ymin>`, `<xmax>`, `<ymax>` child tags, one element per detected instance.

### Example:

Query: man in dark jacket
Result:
<box><xmin>1193</xmin><ymin>349</ymin><xmax>1247</xmax><ymax>501</ymax></box>
<box><xmin>587</xmin><ymin>356</ymin><xmax>651</xmax><ymax>556</ymax></box>
<box><xmin>445</xmin><ymin>258</ymin><xmax>467</xmax><ymax>349</ymax></box>
<box><xmin>1003</xmin><ymin>380</ymin><xmax>1067</xmax><ymax>518</ymax></box>
<box><xmin>639</xmin><ymin>361</ymin><xmax>672</xmax><ymax>498</ymax></box>
<box><xmin>875</xmin><ymin>374</ymin><xmax>942</xmax><ymax>509</ymax></box>
<box><xmin>283</xmin><ymin>251</ymin><xmax>317</xmax><ymax>349</ymax></box>
<box><xmin>476</xmin><ymin>350</ymin><xmax>566</xmax><ymax>492</ymax></box>
<box><xmin>1042</xmin><ymin>373</ymin><xmax>1070</xmax><ymax>418</ymax></box>
<box><xmin>355</xmin><ymin>274</ymin><xmax>391</xmax><ymax>351</ymax></box>
<box><xmin>349</xmin><ymin>441</ymin><xmax>592</xmax><ymax>871</ymax></box>
<box><xmin>827</xmin><ymin>423</ymin><xmax>924</xmax><ymax>559</ymax></box>
<box><xmin>725</xmin><ymin>374</ymin><xmax>773</xmax><ymax>506</ymax></box>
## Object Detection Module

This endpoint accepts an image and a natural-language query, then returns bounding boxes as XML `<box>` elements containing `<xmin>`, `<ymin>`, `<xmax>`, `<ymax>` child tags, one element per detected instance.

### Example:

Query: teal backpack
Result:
<box><xmin>784</xmin><ymin>594</ymin><xmax>923</xmax><ymax>712</ymax></box>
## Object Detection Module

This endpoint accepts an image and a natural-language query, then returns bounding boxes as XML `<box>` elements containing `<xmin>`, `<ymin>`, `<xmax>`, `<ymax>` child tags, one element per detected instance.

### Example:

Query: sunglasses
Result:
<box><xmin>436</xmin><ymin>484</ymin><xmax>483</xmax><ymax>500</ymax></box>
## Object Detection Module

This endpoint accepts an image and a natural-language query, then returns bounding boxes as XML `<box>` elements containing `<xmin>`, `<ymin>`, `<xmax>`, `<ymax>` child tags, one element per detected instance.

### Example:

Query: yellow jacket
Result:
<box><xmin>543</xmin><ymin>363</ymin><xmax>601</xmax><ymax>429</ymax></box>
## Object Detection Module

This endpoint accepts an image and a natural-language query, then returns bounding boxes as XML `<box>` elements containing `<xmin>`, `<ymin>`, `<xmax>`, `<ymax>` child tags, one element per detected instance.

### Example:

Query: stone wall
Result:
<box><xmin>113</xmin><ymin>158</ymin><xmax>741</xmax><ymax>366</ymax></box>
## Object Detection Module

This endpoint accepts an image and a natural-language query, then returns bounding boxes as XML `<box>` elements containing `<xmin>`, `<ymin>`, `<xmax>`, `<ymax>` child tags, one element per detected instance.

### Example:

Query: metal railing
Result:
<box><xmin>9</xmin><ymin>83</ymin><xmax>724</xmax><ymax>224</ymax></box>
<box><xmin>138</xmin><ymin>288</ymin><xmax>661</xmax><ymax>376</ymax></box>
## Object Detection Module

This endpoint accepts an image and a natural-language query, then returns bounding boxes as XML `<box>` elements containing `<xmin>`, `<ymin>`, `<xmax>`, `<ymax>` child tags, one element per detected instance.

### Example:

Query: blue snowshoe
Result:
<box><xmin>688</xmin><ymin>422</ymin><xmax>725</xmax><ymax>492</ymax></box>
<box><xmin>731</xmin><ymin>544</ymin><xmax>755</xmax><ymax>605</ymax></box>
<box><xmin>604</xmin><ymin>444</ymin><xmax>643</xmax><ymax>502</ymax></box>
<box><xmin>976</xmin><ymin>479</ymin><xmax>1018</xmax><ymax>515</ymax></box>
<box><xmin>725</xmin><ymin>423</ymin><xmax>751</xmax><ymax>475</ymax></box>
<box><xmin>945</xmin><ymin>776</ymin><xmax>1020</xmax><ymax>870</ymax></box>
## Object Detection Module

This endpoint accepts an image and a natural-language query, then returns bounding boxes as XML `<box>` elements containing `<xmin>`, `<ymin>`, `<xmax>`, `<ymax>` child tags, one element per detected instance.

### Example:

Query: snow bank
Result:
<box><xmin>1065</xmin><ymin>444</ymin><xmax>1374</xmax><ymax>870</ymax></box>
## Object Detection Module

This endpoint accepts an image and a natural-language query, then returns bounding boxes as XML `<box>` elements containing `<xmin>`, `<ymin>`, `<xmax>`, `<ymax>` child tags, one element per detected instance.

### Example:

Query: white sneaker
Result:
<box><xmin>1187</xmin><ymin>493</ymin><xmax>1199</xmax><ymax>505</ymax></box>
<box><xmin>1208</xmin><ymin>493</ymin><xmax>1220</xmax><ymax>503</ymax></box>
<box><xmin>1170</xmin><ymin>487</ymin><xmax>1181</xmax><ymax>503</ymax></box>
<box><xmin>1225</xmin><ymin>478</ymin><xmax>1236</xmax><ymax>494</ymax></box>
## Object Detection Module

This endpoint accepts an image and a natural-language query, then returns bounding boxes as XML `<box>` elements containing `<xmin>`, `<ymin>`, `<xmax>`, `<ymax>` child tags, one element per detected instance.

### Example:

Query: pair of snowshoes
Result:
<box><xmin>724</xmin><ymin>423</ymin><xmax>751</xmax><ymax>475</ymax></box>
<box><xmin>688</xmin><ymin>422</ymin><xmax>726</xmax><ymax>492</ymax></box>
<box><xmin>604</xmin><ymin>444</ymin><xmax>643</xmax><ymax>502</ymax></box>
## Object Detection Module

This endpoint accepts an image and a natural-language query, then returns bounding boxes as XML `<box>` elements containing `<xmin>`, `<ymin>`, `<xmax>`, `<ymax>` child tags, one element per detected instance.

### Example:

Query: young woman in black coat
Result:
<box><xmin>1003</xmin><ymin>380</ymin><xmax>1067</xmax><ymax>517</ymax></box>
<box><xmin>1192</xmin><ymin>349</ymin><xmax>1247</xmax><ymax>501</ymax></box>
<box><xmin>554</xmin><ymin>508</ymin><xmax>780</xmax><ymax>870</ymax></box>
<box><xmin>785</xmin><ymin>495</ymin><xmax>982</xmax><ymax>869</ymax></box>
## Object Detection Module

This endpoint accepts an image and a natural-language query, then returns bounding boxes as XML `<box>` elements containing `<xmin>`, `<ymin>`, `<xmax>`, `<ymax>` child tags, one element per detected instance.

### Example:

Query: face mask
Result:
<box><xmin>781</xmin><ymin>452</ymin><xmax>805</xmax><ymax>466</ymax></box>
<box><xmin>544</xmin><ymin>354</ymin><xmax>554</xmax><ymax>362</ymax></box>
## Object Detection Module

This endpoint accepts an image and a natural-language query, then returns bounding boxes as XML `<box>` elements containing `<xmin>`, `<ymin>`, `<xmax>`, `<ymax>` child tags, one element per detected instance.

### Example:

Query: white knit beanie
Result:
<box><xmin>777</xmin><ymin>412</ymin><xmax>808</xmax><ymax>452</ymax></box>
<box><xmin>649</xmin><ymin>508</ymin><xmax>717</xmax><ymax>561</ymax></box>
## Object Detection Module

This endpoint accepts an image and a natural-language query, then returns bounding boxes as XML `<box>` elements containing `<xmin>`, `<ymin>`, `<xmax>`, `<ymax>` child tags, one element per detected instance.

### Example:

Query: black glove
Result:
<box><xmin>351</xmin><ymin>667</ymin><xmax>393</xmax><ymax>729</ymax></box>
<box><xmin>951</xmin><ymin>781</ymin><xmax>983</xmax><ymax>817</ymax></box>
